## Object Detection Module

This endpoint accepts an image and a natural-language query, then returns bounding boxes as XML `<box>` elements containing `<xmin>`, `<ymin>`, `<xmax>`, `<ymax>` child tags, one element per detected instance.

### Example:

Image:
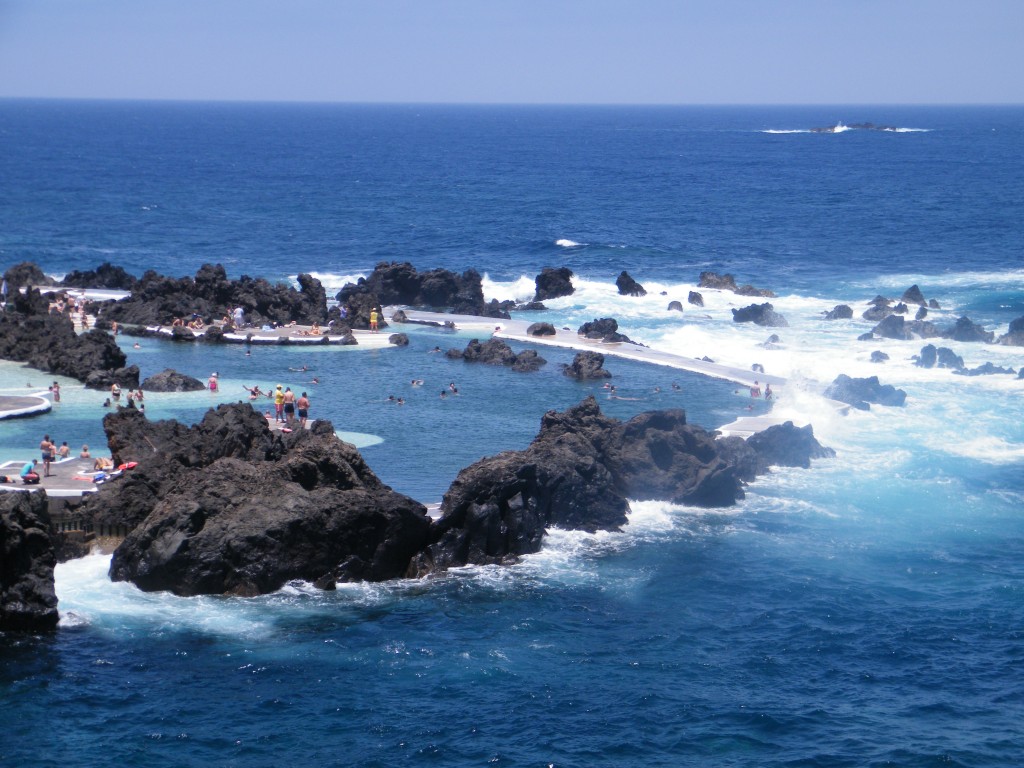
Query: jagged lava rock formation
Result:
<box><xmin>409</xmin><ymin>397</ymin><xmax>833</xmax><ymax>575</ymax></box>
<box><xmin>1</xmin><ymin>492</ymin><xmax>59</xmax><ymax>632</ymax></box>
<box><xmin>84</xmin><ymin>404</ymin><xmax>431</xmax><ymax>596</ymax></box>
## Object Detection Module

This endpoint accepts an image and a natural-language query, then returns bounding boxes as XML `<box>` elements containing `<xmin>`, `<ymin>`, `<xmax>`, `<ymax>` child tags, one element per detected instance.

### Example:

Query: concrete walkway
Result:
<box><xmin>390</xmin><ymin>308</ymin><xmax>847</xmax><ymax>437</ymax></box>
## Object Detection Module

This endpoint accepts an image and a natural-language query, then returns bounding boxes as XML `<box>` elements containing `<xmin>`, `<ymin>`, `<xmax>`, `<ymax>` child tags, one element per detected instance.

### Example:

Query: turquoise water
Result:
<box><xmin>2</xmin><ymin>102</ymin><xmax>1024</xmax><ymax>767</ymax></box>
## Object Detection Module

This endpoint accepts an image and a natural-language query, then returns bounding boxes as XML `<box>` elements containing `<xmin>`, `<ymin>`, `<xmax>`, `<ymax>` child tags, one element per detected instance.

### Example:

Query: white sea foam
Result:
<box><xmin>293</xmin><ymin>271</ymin><xmax>366</xmax><ymax>295</ymax></box>
<box><xmin>942</xmin><ymin>436</ymin><xmax>1024</xmax><ymax>465</ymax></box>
<box><xmin>555</xmin><ymin>238</ymin><xmax>582</xmax><ymax>247</ymax></box>
<box><xmin>761</xmin><ymin>129</ymin><xmax>810</xmax><ymax>134</ymax></box>
<box><xmin>481</xmin><ymin>273</ymin><xmax>537</xmax><ymax>303</ymax></box>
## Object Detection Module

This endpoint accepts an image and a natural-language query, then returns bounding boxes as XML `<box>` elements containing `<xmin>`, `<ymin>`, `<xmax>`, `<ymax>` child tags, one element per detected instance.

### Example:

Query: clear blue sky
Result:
<box><xmin>1</xmin><ymin>0</ymin><xmax>1021</xmax><ymax>104</ymax></box>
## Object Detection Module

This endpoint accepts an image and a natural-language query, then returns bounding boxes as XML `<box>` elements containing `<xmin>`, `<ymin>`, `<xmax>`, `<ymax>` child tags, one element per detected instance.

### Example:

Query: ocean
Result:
<box><xmin>1</xmin><ymin>101</ymin><xmax>1023</xmax><ymax>767</ymax></box>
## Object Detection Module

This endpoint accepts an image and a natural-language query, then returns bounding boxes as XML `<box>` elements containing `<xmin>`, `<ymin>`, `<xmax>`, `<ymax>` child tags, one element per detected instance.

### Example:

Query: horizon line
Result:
<box><xmin>1</xmin><ymin>96</ymin><xmax>1022</xmax><ymax>109</ymax></box>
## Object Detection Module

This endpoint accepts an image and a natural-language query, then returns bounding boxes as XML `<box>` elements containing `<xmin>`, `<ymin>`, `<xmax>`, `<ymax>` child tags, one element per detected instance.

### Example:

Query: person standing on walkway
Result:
<box><xmin>369</xmin><ymin>308</ymin><xmax>379</xmax><ymax>332</ymax></box>
<box><xmin>297</xmin><ymin>391</ymin><xmax>310</xmax><ymax>427</ymax></box>
<box><xmin>40</xmin><ymin>435</ymin><xmax>55</xmax><ymax>477</ymax></box>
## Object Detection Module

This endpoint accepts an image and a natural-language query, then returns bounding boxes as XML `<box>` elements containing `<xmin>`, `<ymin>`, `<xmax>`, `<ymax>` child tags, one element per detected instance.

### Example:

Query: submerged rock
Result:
<box><xmin>141</xmin><ymin>368</ymin><xmax>206</xmax><ymax>392</ymax></box>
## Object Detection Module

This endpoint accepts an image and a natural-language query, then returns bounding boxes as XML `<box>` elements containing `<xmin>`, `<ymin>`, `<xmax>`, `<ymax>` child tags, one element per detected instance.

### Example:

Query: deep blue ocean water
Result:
<box><xmin>1</xmin><ymin>101</ymin><xmax>1023</xmax><ymax>767</ymax></box>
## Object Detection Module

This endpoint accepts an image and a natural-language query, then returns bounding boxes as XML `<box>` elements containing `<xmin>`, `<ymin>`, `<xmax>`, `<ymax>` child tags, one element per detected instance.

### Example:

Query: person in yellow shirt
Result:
<box><xmin>273</xmin><ymin>385</ymin><xmax>285</xmax><ymax>423</ymax></box>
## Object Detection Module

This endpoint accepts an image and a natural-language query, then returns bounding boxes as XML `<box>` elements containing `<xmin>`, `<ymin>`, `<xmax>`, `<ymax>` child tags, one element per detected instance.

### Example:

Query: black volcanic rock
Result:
<box><xmin>954</xmin><ymin>362</ymin><xmax>1017</xmax><ymax>377</ymax></box>
<box><xmin>698</xmin><ymin>271</ymin><xmax>775</xmax><ymax>298</ymax></box>
<box><xmin>667</xmin><ymin>300</ymin><xmax>684</xmax><ymax>312</ymax></box>
<box><xmin>872</xmin><ymin>315</ymin><xmax>911</xmax><ymax>340</ymax></box>
<box><xmin>91</xmin><ymin>404</ymin><xmax>431</xmax><ymax>596</ymax></box>
<box><xmin>915</xmin><ymin>345</ymin><xmax>964</xmax><ymax>370</ymax></box>
<box><xmin>3</xmin><ymin>262</ymin><xmax>56</xmax><ymax>289</ymax></box>
<box><xmin>699</xmin><ymin>271</ymin><xmax>738</xmax><ymax>291</ymax></box>
<box><xmin>616</xmin><ymin>271</ymin><xmax>647</xmax><ymax>297</ymax></box>
<box><xmin>337</xmin><ymin>261</ymin><xmax>508</xmax><ymax>319</ymax></box>
<box><xmin>996</xmin><ymin>316</ymin><xmax>1024</xmax><ymax>346</ymax></box>
<box><xmin>97</xmin><ymin>264</ymin><xmax>328</xmax><ymax>328</ymax></box>
<box><xmin>870</xmin><ymin>350</ymin><xmax>889</xmax><ymax>363</ymax></box>
<box><xmin>915</xmin><ymin>306</ymin><xmax>928</xmax><ymax>320</ymax></box>
<box><xmin>688</xmin><ymin>291</ymin><xmax>704</xmax><ymax>307</ymax></box>
<box><xmin>901</xmin><ymin>285</ymin><xmax>927</xmax><ymax>306</ymax></box>
<box><xmin>62</xmin><ymin>262</ymin><xmax>138</xmax><ymax>291</ymax></box>
<box><xmin>141</xmin><ymin>368</ymin><xmax>207</xmax><ymax>392</ymax></box>
<box><xmin>824</xmin><ymin>374</ymin><xmax>907</xmax><ymax>410</ymax></box>
<box><xmin>732</xmin><ymin>303</ymin><xmax>788</xmax><ymax>327</ymax></box>
<box><xmin>743</xmin><ymin>422</ymin><xmax>837</xmax><ymax>471</ymax></box>
<box><xmin>824</xmin><ymin>304</ymin><xmax>853</xmax><ymax>320</ymax></box>
<box><xmin>410</xmin><ymin>398</ymin><xmax>832</xmax><ymax>576</ymax></box>
<box><xmin>388</xmin><ymin>333</ymin><xmax>410</xmax><ymax>346</ymax></box>
<box><xmin>526</xmin><ymin>322</ymin><xmax>556</xmax><ymax>337</ymax></box>
<box><xmin>577</xmin><ymin>317</ymin><xmax>638</xmax><ymax>344</ymax></box>
<box><xmin>943</xmin><ymin>316</ymin><xmax>994</xmax><ymax>344</ymax></box>
<box><xmin>534</xmin><ymin>267</ymin><xmax>575</xmax><ymax>302</ymax></box>
<box><xmin>0</xmin><ymin>291</ymin><xmax>136</xmax><ymax>387</ymax></box>
<box><xmin>562</xmin><ymin>351</ymin><xmax>612</xmax><ymax>380</ymax></box>
<box><xmin>453</xmin><ymin>338</ymin><xmax>547</xmax><ymax>372</ymax></box>
<box><xmin>0</xmin><ymin>491</ymin><xmax>59</xmax><ymax>632</ymax></box>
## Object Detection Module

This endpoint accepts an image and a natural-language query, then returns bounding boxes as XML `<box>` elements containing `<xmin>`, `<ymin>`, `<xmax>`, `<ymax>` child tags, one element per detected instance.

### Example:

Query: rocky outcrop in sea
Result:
<box><xmin>562</xmin><ymin>351</ymin><xmax>612</xmax><ymax>380</ymax></box>
<box><xmin>409</xmin><ymin>397</ymin><xmax>833</xmax><ymax>575</ymax></box>
<box><xmin>824</xmin><ymin>374</ymin><xmax>907</xmax><ymax>410</ymax></box>
<box><xmin>533</xmin><ymin>267</ymin><xmax>575</xmax><ymax>301</ymax></box>
<box><xmin>698</xmin><ymin>271</ymin><xmax>775</xmax><ymax>298</ymax></box>
<box><xmin>615</xmin><ymin>271</ymin><xmax>647</xmax><ymax>297</ymax></box>
<box><xmin>731</xmin><ymin>303</ymin><xmax>789</xmax><ymax>327</ymax></box>
<box><xmin>447</xmin><ymin>338</ymin><xmax>547</xmax><ymax>372</ymax></box>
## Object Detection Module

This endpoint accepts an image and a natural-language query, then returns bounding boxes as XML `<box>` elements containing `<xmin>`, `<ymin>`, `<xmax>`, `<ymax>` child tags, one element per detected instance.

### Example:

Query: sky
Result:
<box><xmin>0</xmin><ymin>0</ymin><xmax>1021</xmax><ymax>104</ymax></box>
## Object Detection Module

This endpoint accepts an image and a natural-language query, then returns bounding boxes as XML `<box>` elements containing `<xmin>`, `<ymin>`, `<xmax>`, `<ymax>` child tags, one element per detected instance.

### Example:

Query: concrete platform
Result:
<box><xmin>0</xmin><ymin>393</ymin><xmax>53</xmax><ymax>420</ymax></box>
<box><xmin>145</xmin><ymin>323</ymin><xmax>397</xmax><ymax>348</ymax></box>
<box><xmin>0</xmin><ymin>456</ymin><xmax>102</xmax><ymax>498</ymax></box>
